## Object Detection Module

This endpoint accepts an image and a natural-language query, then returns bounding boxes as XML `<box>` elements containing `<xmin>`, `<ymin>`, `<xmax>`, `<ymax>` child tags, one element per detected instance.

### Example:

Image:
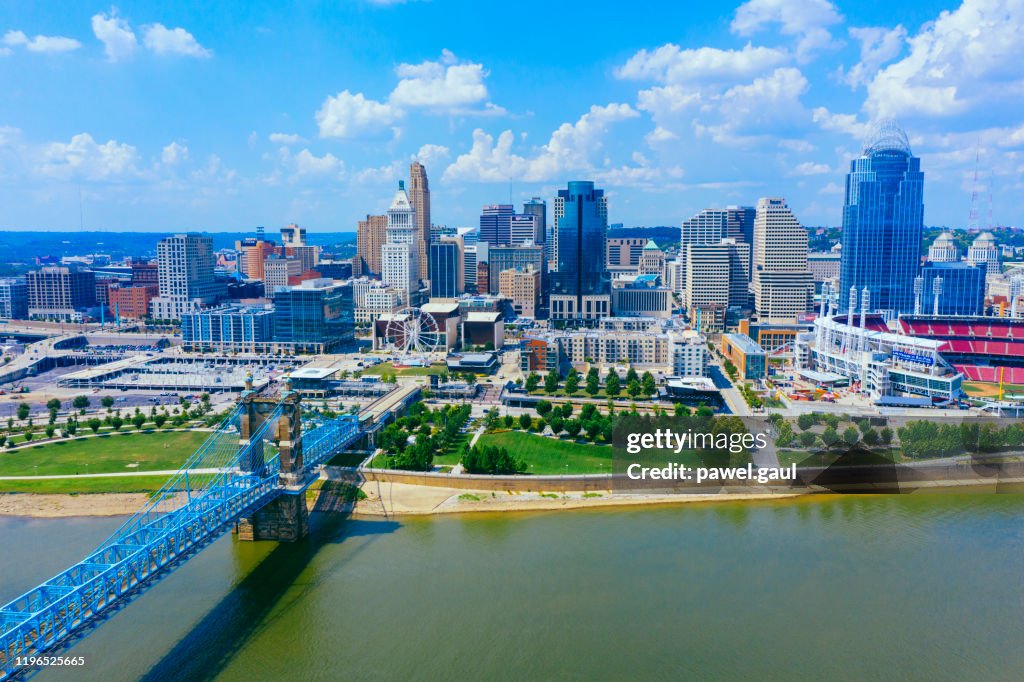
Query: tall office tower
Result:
<box><xmin>479</xmin><ymin>204</ymin><xmax>514</xmax><ymax>247</ymax></box>
<box><xmin>752</xmin><ymin>198</ymin><xmax>814</xmax><ymax>322</ymax></box>
<box><xmin>263</xmin><ymin>256</ymin><xmax>303</xmax><ymax>298</ymax></box>
<box><xmin>355</xmin><ymin>214</ymin><xmax>388</xmax><ymax>277</ymax></box>
<box><xmin>499</xmin><ymin>266</ymin><xmax>541</xmax><ymax>318</ymax></box>
<box><xmin>509</xmin><ymin>214</ymin><xmax>539</xmax><ymax>246</ymax></box>
<box><xmin>235</xmin><ymin>237</ymin><xmax>276</xmax><ymax>281</ymax></box>
<box><xmin>723</xmin><ymin>238</ymin><xmax>752</xmax><ymax>310</ymax></box>
<box><xmin>725</xmin><ymin>205</ymin><xmax>756</xmax><ymax>271</ymax></box>
<box><xmin>0</xmin><ymin>277</ymin><xmax>28</xmax><ymax>319</ymax></box>
<box><xmin>605</xmin><ymin>237</ymin><xmax>647</xmax><ymax>271</ymax></box>
<box><xmin>429</xmin><ymin>237</ymin><xmax>464</xmax><ymax>299</ymax></box>
<box><xmin>685</xmin><ymin>244</ymin><xmax>730</xmax><ymax>317</ymax></box>
<box><xmin>280</xmin><ymin>223</ymin><xmax>306</xmax><ymax>247</ymax></box>
<box><xmin>967</xmin><ymin>232</ymin><xmax>999</xmax><ymax>271</ymax></box>
<box><xmin>150</xmin><ymin>234</ymin><xmax>220</xmax><ymax>321</ymax></box>
<box><xmin>839</xmin><ymin>120</ymin><xmax>924</xmax><ymax>314</ymax></box>
<box><xmin>549</xmin><ymin>190</ymin><xmax>606</xmax><ymax>274</ymax></box>
<box><xmin>680</xmin><ymin>208</ymin><xmax>727</xmax><ymax>268</ymax></box>
<box><xmin>273</xmin><ymin>279</ymin><xmax>355</xmax><ymax>353</ymax></box>
<box><xmin>26</xmin><ymin>267</ymin><xmax>96</xmax><ymax>320</ymax></box>
<box><xmin>409</xmin><ymin>161</ymin><xmax>431</xmax><ymax>280</ymax></box>
<box><xmin>488</xmin><ymin>244</ymin><xmax>544</xmax><ymax>295</ymax></box>
<box><xmin>522</xmin><ymin>197</ymin><xmax>547</xmax><ymax>243</ymax></box>
<box><xmin>550</xmin><ymin>181</ymin><xmax>610</xmax><ymax>322</ymax></box>
<box><xmin>381</xmin><ymin>181</ymin><xmax>419</xmax><ymax>305</ymax></box>
<box><xmin>928</xmin><ymin>232</ymin><xmax>960</xmax><ymax>262</ymax></box>
<box><xmin>463</xmin><ymin>242</ymin><xmax>487</xmax><ymax>293</ymax></box>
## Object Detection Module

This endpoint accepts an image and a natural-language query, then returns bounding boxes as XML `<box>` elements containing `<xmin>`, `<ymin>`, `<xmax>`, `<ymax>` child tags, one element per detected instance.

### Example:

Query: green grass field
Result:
<box><xmin>962</xmin><ymin>381</ymin><xmax>1024</xmax><ymax>398</ymax></box>
<box><xmin>362</xmin><ymin>362</ymin><xmax>448</xmax><ymax>377</ymax></box>
<box><xmin>0</xmin><ymin>475</ymin><xmax>171</xmax><ymax>495</ymax></box>
<box><xmin>0</xmin><ymin>430</ymin><xmax>210</xmax><ymax>477</ymax></box>
<box><xmin>475</xmin><ymin>430</ymin><xmax>612</xmax><ymax>475</ymax></box>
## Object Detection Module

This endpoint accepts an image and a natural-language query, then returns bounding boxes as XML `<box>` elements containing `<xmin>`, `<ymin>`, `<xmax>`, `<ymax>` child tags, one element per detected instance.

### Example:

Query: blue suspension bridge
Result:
<box><xmin>0</xmin><ymin>380</ymin><xmax>365</xmax><ymax>680</ymax></box>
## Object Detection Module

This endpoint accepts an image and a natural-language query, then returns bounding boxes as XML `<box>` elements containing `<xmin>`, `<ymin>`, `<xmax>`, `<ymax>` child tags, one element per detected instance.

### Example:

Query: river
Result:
<box><xmin>1</xmin><ymin>494</ymin><xmax>1023</xmax><ymax>680</ymax></box>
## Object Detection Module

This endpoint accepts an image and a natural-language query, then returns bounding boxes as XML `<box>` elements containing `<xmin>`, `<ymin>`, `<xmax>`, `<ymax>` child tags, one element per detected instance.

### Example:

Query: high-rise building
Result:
<box><xmin>235</xmin><ymin>236</ymin><xmax>276</xmax><ymax>281</ymax></box>
<box><xmin>150</xmin><ymin>234</ymin><xmax>221</xmax><ymax>321</ymax></box>
<box><xmin>0</xmin><ymin>277</ymin><xmax>29</xmax><ymax>320</ymax></box>
<box><xmin>26</xmin><ymin>266</ymin><xmax>97</xmax><ymax>321</ymax></box>
<box><xmin>181</xmin><ymin>304</ymin><xmax>275</xmax><ymax>352</ymax></box>
<box><xmin>429</xmin><ymin>237</ymin><xmax>464</xmax><ymax>299</ymax></box>
<box><xmin>108</xmin><ymin>284</ymin><xmax>154</xmax><ymax>320</ymax></box>
<box><xmin>463</xmin><ymin>242</ymin><xmax>487</xmax><ymax>293</ymax></box>
<box><xmin>839</xmin><ymin>120</ymin><xmax>924</xmax><ymax>314</ymax></box>
<box><xmin>550</xmin><ymin>181</ymin><xmax>610</xmax><ymax>322</ymax></box>
<box><xmin>725</xmin><ymin>206</ymin><xmax>756</xmax><ymax>272</ymax></box>
<box><xmin>522</xmin><ymin>198</ymin><xmax>547</xmax><ymax>244</ymax></box>
<box><xmin>355</xmin><ymin>214</ymin><xmax>388</xmax><ymax>277</ymax></box>
<box><xmin>130</xmin><ymin>261</ymin><xmax>159</xmax><ymax>289</ymax></box>
<box><xmin>606</xmin><ymin>237</ymin><xmax>647</xmax><ymax>271</ymax></box>
<box><xmin>273</xmin><ymin>279</ymin><xmax>354</xmax><ymax>353</ymax></box>
<box><xmin>928</xmin><ymin>232</ymin><xmax>960</xmax><ymax>262</ymax></box>
<box><xmin>457</xmin><ymin>226</ymin><xmax>480</xmax><ymax>246</ymax></box>
<box><xmin>752</xmin><ymin>198</ymin><xmax>813</xmax><ymax>323</ymax></box>
<box><xmin>409</xmin><ymin>162</ymin><xmax>431</xmax><ymax>280</ymax></box>
<box><xmin>681</xmin><ymin>209</ymin><xmax>727</xmax><ymax>262</ymax></box>
<box><xmin>488</xmin><ymin>244</ymin><xmax>544</xmax><ymax>295</ymax></box>
<box><xmin>967</xmin><ymin>232</ymin><xmax>999</xmax><ymax>272</ymax></box>
<box><xmin>263</xmin><ymin>256</ymin><xmax>303</xmax><ymax>298</ymax></box>
<box><xmin>919</xmin><ymin>261</ymin><xmax>986</xmax><ymax>316</ymax></box>
<box><xmin>499</xmin><ymin>266</ymin><xmax>541</xmax><ymax>318</ymax></box>
<box><xmin>381</xmin><ymin>181</ymin><xmax>419</xmax><ymax>305</ymax></box>
<box><xmin>685</xmin><ymin>244</ymin><xmax>730</xmax><ymax>315</ymax></box>
<box><xmin>280</xmin><ymin>223</ymin><xmax>307</xmax><ymax>247</ymax></box>
<box><xmin>510</xmin><ymin>214</ymin><xmax>540</xmax><ymax>246</ymax></box>
<box><xmin>479</xmin><ymin>204</ymin><xmax>514</xmax><ymax>247</ymax></box>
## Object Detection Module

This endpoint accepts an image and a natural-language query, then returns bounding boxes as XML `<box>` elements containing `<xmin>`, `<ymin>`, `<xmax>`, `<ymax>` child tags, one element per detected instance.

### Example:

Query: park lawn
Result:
<box><xmin>362</xmin><ymin>362</ymin><xmax>448</xmax><ymax>377</ymax></box>
<box><xmin>433</xmin><ymin>430</ymin><xmax>472</xmax><ymax>466</ymax></box>
<box><xmin>0</xmin><ymin>430</ymin><xmax>211</xmax><ymax>477</ymax></box>
<box><xmin>0</xmin><ymin>475</ymin><xmax>171</xmax><ymax>494</ymax></box>
<box><xmin>476</xmin><ymin>430</ymin><xmax>612</xmax><ymax>475</ymax></box>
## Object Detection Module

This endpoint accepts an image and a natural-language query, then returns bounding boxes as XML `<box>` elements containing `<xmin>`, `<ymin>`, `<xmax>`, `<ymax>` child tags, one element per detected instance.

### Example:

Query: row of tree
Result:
<box><xmin>524</xmin><ymin>367</ymin><xmax>657</xmax><ymax>399</ymax></box>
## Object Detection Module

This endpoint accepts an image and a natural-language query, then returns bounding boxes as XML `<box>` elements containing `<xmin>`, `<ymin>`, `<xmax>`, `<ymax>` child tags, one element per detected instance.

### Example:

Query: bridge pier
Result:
<box><xmin>236</xmin><ymin>381</ymin><xmax>310</xmax><ymax>542</ymax></box>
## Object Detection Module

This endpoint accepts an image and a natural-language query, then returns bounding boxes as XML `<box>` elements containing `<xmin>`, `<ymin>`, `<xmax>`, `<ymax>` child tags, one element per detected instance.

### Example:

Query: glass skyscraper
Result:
<box><xmin>839</xmin><ymin>121</ymin><xmax>924</xmax><ymax>315</ymax></box>
<box><xmin>550</xmin><ymin>181</ymin><xmax>609</xmax><ymax>321</ymax></box>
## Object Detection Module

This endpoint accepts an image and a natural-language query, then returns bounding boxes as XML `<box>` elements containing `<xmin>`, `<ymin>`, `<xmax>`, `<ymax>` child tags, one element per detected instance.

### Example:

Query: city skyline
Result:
<box><xmin>2</xmin><ymin>0</ymin><xmax>1023</xmax><ymax>232</ymax></box>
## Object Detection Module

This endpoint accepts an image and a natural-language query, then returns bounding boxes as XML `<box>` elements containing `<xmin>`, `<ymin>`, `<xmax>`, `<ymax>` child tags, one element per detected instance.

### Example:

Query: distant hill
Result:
<box><xmin>0</xmin><ymin>231</ymin><xmax>357</xmax><ymax>262</ymax></box>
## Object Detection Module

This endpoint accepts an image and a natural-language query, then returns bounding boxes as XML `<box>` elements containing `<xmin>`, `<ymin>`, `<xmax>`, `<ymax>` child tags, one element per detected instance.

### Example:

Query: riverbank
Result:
<box><xmin>0</xmin><ymin>492</ymin><xmax>152</xmax><ymax>517</ymax></box>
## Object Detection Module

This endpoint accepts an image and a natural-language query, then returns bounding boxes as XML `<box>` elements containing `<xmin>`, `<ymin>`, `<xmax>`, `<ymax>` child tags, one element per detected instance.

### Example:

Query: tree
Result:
<box><xmin>842</xmin><ymin>426</ymin><xmax>860</xmax><ymax>446</ymax></box>
<box><xmin>549</xmin><ymin>415</ymin><xmax>564</xmax><ymax>435</ymax></box>
<box><xmin>503</xmin><ymin>414</ymin><xmax>515</xmax><ymax>429</ymax></box>
<box><xmin>627</xmin><ymin>379</ymin><xmax>641</xmax><ymax>399</ymax></box>
<box><xmin>564</xmin><ymin>368</ymin><xmax>580</xmax><ymax>395</ymax></box>
<box><xmin>72</xmin><ymin>395</ymin><xmax>90</xmax><ymax>410</ymax></box>
<box><xmin>544</xmin><ymin>371</ymin><xmax>561</xmax><ymax>394</ymax></box>
<box><xmin>518</xmin><ymin>413</ymin><xmax>532</xmax><ymax>431</ymax></box>
<box><xmin>111</xmin><ymin>416</ymin><xmax>124</xmax><ymax>431</ymax></box>
<box><xmin>535</xmin><ymin>400</ymin><xmax>553</xmax><ymax>419</ymax></box>
<box><xmin>585</xmin><ymin>421</ymin><xmax>601</xmax><ymax>442</ymax></box>
<box><xmin>23</xmin><ymin>430</ymin><xmax>33</xmax><ymax>442</ymax></box>
<box><xmin>87</xmin><ymin>418</ymin><xmax>102</xmax><ymax>434</ymax></box>
<box><xmin>857</xmin><ymin>418</ymin><xmax>872</xmax><ymax>435</ymax></box>
<box><xmin>641</xmin><ymin>371</ymin><xmax>656</xmax><ymax>397</ymax></box>
<box><xmin>605</xmin><ymin>372</ymin><xmax>621</xmax><ymax>398</ymax></box>
<box><xmin>16</xmin><ymin>403</ymin><xmax>29</xmax><ymax>421</ymax></box>
<box><xmin>101</xmin><ymin>396</ymin><xmax>114</xmax><ymax>409</ymax></box>
<box><xmin>45</xmin><ymin>424</ymin><xmax>56</xmax><ymax>438</ymax></box>
<box><xmin>565</xmin><ymin>420</ymin><xmax>582</xmax><ymax>439</ymax></box>
<box><xmin>862</xmin><ymin>428</ymin><xmax>880</xmax><ymax>446</ymax></box>
<box><xmin>65</xmin><ymin>421</ymin><xmax>77</xmax><ymax>436</ymax></box>
<box><xmin>797</xmin><ymin>413</ymin><xmax>816</xmax><ymax>431</ymax></box>
<box><xmin>0</xmin><ymin>435</ymin><xmax>6</xmax><ymax>448</ymax></box>
<box><xmin>695</xmin><ymin>405</ymin><xmax>713</xmax><ymax>418</ymax></box>
<box><xmin>821</xmin><ymin>427</ymin><xmax>838</xmax><ymax>446</ymax></box>
<box><xmin>880</xmin><ymin>426</ymin><xmax>894</xmax><ymax>445</ymax></box>
<box><xmin>132</xmin><ymin>413</ymin><xmax>147</xmax><ymax>430</ymax></box>
<box><xmin>799</xmin><ymin>431</ymin><xmax>817</xmax><ymax>448</ymax></box>
<box><xmin>560</xmin><ymin>403</ymin><xmax>574</xmax><ymax>419</ymax></box>
<box><xmin>47</xmin><ymin>398</ymin><xmax>62</xmax><ymax>412</ymax></box>
<box><xmin>462</xmin><ymin>444</ymin><xmax>526</xmax><ymax>475</ymax></box>
<box><xmin>674</xmin><ymin>402</ymin><xmax>690</xmax><ymax>417</ymax></box>
<box><xmin>585</xmin><ymin>368</ymin><xmax>600</xmax><ymax>396</ymax></box>
<box><xmin>533</xmin><ymin>417</ymin><xmax>545</xmax><ymax>433</ymax></box>
<box><xmin>625</xmin><ymin>367</ymin><xmax>639</xmax><ymax>385</ymax></box>
<box><xmin>525</xmin><ymin>372</ymin><xmax>541</xmax><ymax>392</ymax></box>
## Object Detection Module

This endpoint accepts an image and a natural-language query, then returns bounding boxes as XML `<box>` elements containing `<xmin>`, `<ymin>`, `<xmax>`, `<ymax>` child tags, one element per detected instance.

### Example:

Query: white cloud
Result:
<box><xmin>36</xmin><ymin>133</ymin><xmax>141</xmax><ymax>181</ymax></box>
<box><xmin>819</xmin><ymin>181</ymin><xmax>844</xmax><ymax>195</ymax></box>
<box><xmin>645</xmin><ymin>126</ymin><xmax>678</xmax><ymax>146</ymax></box>
<box><xmin>793</xmin><ymin>161</ymin><xmax>831</xmax><ymax>175</ymax></box>
<box><xmin>811</xmin><ymin>106</ymin><xmax>872</xmax><ymax>140</ymax></box>
<box><xmin>864</xmin><ymin>0</ymin><xmax>1024</xmax><ymax>119</ymax></box>
<box><xmin>696</xmin><ymin>67</ymin><xmax>810</xmax><ymax>145</ymax></box>
<box><xmin>2</xmin><ymin>30</ymin><xmax>81</xmax><ymax>53</ymax></box>
<box><xmin>161</xmin><ymin>142</ymin><xmax>189</xmax><ymax>165</ymax></box>
<box><xmin>316</xmin><ymin>90</ymin><xmax>401</xmax><ymax>138</ymax></box>
<box><xmin>413</xmin><ymin>143</ymin><xmax>450</xmax><ymax>168</ymax></box>
<box><xmin>92</xmin><ymin>8</ymin><xmax>138</xmax><ymax>62</ymax></box>
<box><xmin>142</xmin><ymin>24</ymin><xmax>211</xmax><ymax>58</ymax></box>
<box><xmin>731</xmin><ymin>0</ymin><xmax>843</xmax><ymax>59</ymax></box>
<box><xmin>443</xmin><ymin>103</ymin><xmax>639</xmax><ymax>183</ymax></box>
<box><xmin>616</xmin><ymin>43</ymin><xmax>788</xmax><ymax>85</ymax></box>
<box><xmin>389</xmin><ymin>49</ymin><xmax>495</xmax><ymax>112</ymax></box>
<box><xmin>293</xmin><ymin>149</ymin><xmax>344</xmax><ymax>177</ymax></box>
<box><xmin>269</xmin><ymin>132</ymin><xmax>306</xmax><ymax>145</ymax></box>
<box><xmin>779</xmin><ymin>138</ymin><xmax>816</xmax><ymax>152</ymax></box>
<box><xmin>840</xmin><ymin>25</ymin><xmax>907</xmax><ymax>89</ymax></box>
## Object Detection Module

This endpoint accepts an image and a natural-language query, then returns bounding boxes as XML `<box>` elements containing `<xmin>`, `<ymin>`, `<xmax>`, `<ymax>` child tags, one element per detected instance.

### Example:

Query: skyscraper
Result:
<box><xmin>550</xmin><ymin>181</ymin><xmax>610</xmax><ymax>322</ymax></box>
<box><xmin>752</xmin><ymin>198</ymin><xmax>813</xmax><ymax>323</ymax></box>
<box><xmin>150</xmin><ymin>234</ymin><xmax>220</xmax><ymax>321</ymax></box>
<box><xmin>354</xmin><ymin>214</ymin><xmax>388</xmax><ymax>277</ymax></box>
<box><xmin>509</xmin><ymin>214</ymin><xmax>539</xmax><ymax>246</ymax></box>
<box><xmin>382</xmin><ymin>181</ymin><xmax>419</xmax><ymax>305</ymax></box>
<box><xmin>479</xmin><ymin>204</ymin><xmax>514</xmax><ymax>247</ymax></box>
<box><xmin>409</xmin><ymin>162</ymin><xmax>431</xmax><ymax>280</ymax></box>
<box><xmin>429</xmin><ymin>237</ymin><xmax>464</xmax><ymax>299</ymax></box>
<box><xmin>839</xmin><ymin>120</ymin><xmax>924</xmax><ymax>315</ymax></box>
<box><xmin>522</xmin><ymin>197</ymin><xmax>547</xmax><ymax>243</ymax></box>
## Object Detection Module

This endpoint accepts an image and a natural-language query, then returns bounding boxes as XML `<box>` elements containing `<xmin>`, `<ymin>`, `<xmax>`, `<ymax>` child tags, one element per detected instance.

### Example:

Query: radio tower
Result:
<box><xmin>967</xmin><ymin>147</ymin><xmax>994</xmax><ymax>231</ymax></box>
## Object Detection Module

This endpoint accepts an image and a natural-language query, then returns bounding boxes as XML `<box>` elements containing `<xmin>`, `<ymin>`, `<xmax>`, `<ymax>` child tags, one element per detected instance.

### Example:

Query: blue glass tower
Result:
<box><xmin>839</xmin><ymin>121</ymin><xmax>924</xmax><ymax>315</ymax></box>
<box><xmin>551</xmin><ymin>181</ymin><xmax>608</xmax><ymax>304</ymax></box>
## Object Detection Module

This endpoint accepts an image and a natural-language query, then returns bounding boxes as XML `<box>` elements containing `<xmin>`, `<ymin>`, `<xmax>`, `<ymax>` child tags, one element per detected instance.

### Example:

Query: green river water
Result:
<box><xmin>1</xmin><ymin>494</ymin><xmax>1022</xmax><ymax>680</ymax></box>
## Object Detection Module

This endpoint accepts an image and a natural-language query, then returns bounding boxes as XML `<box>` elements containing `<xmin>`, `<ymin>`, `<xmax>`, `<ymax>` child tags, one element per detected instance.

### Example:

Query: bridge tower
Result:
<box><xmin>236</xmin><ymin>374</ymin><xmax>311</xmax><ymax>542</ymax></box>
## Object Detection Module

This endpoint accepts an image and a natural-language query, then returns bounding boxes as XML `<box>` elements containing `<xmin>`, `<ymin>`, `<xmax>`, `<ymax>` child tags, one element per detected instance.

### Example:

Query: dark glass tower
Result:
<box><xmin>550</xmin><ymin>180</ymin><xmax>608</xmax><ymax>303</ymax></box>
<box><xmin>839</xmin><ymin>121</ymin><xmax>924</xmax><ymax>314</ymax></box>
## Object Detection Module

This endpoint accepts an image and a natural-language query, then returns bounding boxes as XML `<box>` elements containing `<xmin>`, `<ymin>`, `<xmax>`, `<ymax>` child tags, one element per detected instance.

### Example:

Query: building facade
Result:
<box><xmin>488</xmin><ymin>244</ymin><xmax>544</xmax><ymax>296</ymax></box>
<box><xmin>181</xmin><ymin>304</ymin><xmax>275</xmax><ymax>352</ymax></box>
<box><xmin>499</xmin><ymin>267</ymin><xmax>541</xmax><ymax>318</ymax></box>
<box><xmin>150</xmin><ymin>233</ymin><xmax>220</xmax><ymax>321</ymax></box>
<box><xmin>752</xmin><ymin>198</ymin><xmax>813</xmax><ymax>323</ymax></box>
<box><xmin>429</xmin><ymin>238</ymin><xmax>464</xmax><ymax>299</ymax></box>
<box><xmin>27</xmin><ymin>266</ymin><xmax>96</xmax><ymax>320</ymax></box>
<box><xmin>263</xmin><ymin>257</ymin><xmax>303</xmax><ymax>298</ymax></box>
<box><xmin>479</xmin><ymin>204</ymin><xmax>514</xmax><ymax>247</ymax></box>
<box><xmin>550</xmin><ymin>181</ymin><xmax>609</xmax><ymax>322</ymax></box>
<box><xmin>273</xmin><ymin>279</ymin><xmax>354</xmax><ymax>353</ymax></box>
<box><xmin>409</xmin><ymin>162</ymin><xmax>432</xmax><ymax>280</ymax></box>
<box><xmin>0</xmin><ymin>277</ymin><xmax>28</xmax><ymax>320</ymax></box>
<box><xmin>354</xmin><ymin>214</ymin><xmax>388</xmax><ymax>277</ymax></box>
<box><xmin>522</xmin><ymin>198</ymin><xmax>546</xmax><ymax>244</ymax></box>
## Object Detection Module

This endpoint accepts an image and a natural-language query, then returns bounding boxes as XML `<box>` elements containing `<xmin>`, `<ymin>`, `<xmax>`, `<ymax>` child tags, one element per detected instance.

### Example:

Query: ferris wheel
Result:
<box><xmin>384</xmin><ymin>306</ymin><xmax>442</xmax><ymax>356</ymax></box>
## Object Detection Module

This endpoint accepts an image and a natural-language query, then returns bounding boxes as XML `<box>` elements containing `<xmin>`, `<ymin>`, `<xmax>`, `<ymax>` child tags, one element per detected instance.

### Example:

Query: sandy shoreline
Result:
<box><xmin>0</xmin><ymin>483</ymin><xmax>802</xmax><ymax>519</ymax></box>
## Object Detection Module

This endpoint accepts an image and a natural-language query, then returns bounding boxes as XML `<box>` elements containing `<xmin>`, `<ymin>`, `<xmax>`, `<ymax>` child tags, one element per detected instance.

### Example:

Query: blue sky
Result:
<box><xmin>1</xmin><ymin>0</ymin><xmax>1022</xmax><ymax>233</ymax></box>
